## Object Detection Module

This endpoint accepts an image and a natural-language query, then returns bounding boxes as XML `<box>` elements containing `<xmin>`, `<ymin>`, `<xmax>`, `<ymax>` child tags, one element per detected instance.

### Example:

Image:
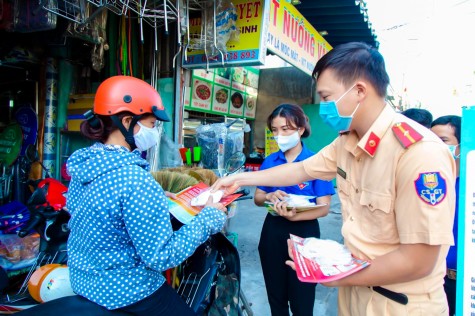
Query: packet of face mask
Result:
<box><xmin>190</xmin><ymin>189</ymin><xmax>225</xmax><ymax>206</ymax></box>
<box><xmin>283</xmin><ymin>194</ymin><xmax>317</xmax><ymax>207</ymax></box>
<box><xmin>298</xmin><ymin>238</ymin><xmax>353</xmax><ymax>266</ymax></box>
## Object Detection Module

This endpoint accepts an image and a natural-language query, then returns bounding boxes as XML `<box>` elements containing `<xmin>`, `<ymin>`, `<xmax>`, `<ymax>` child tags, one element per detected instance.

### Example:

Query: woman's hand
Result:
<box><xmin>204</xmin><ymin>196</ymin><xmax>227</xmax><ymax>215</ymax></box>
<box><xmin>265</xmin><ymin>190</ymin><xmax>288</xmax><ymax>203</ymax></box>
<box><xmin>273</xmin><ymin>201</ymin><xmax>297</xmax><ymax>219</ymax></box>
<box><xmin>164</xmin><ymin>191</ymin><xmax>176</xmax><ymax>199</ymax></box>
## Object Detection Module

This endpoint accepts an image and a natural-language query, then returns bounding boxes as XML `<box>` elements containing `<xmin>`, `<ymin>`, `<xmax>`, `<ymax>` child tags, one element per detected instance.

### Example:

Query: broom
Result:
<box><xmin>151</xmin><ymin>171</ymin><xmax>199</xmax><ymax>193</ymax></box>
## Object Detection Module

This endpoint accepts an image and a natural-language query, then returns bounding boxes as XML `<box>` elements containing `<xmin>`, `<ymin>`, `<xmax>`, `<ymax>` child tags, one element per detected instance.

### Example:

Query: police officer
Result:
<box><xmin>212</xmin><ymin>42</ymin><xmax>455</xmax><ymax>315</ymax></box>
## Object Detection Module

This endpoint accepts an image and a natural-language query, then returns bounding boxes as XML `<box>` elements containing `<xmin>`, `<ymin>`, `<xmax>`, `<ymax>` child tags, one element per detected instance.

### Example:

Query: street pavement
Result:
<box><xmin>227</xmin><ymin>186</ymin><xmax>343</xmax><ymax>316</ymax></box>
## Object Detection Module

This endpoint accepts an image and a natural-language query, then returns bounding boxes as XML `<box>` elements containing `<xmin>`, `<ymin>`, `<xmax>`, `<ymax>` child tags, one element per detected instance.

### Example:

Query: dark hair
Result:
<box><xmin>266</xmin><ymin>104</ymin><xmax>311</xmax><ymax>138</ymax></box>
<box><xmin>431</xmin><ymin>115</ymin><xmax>461</xmax><ymax>143</ymax></box>
<box><xmin>80</xmin><ymin>111</ymin><xmax>134</xmax><ymax>142</ymax></box>
<box><xmin>231</xmin><ymin>92</ymin><xmax>243</xmax><ymax>103</ymax></box>
<box><xmin>312</xmin><ymin>42</ymin><xmax>390</xmax><ymax>97</ymax></box>
<box><xmin>401</xmin><ymin>108</ymin><xmax>433</xmax><ymax>128</ymax></box>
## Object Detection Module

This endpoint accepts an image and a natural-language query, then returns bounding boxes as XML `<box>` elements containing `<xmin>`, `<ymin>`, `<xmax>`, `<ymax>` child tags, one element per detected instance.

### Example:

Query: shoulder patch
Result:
<box><xmin>392</xmin><ymin>122</ymin><xmax>423</xmax><ymax>148</ymax></box>
<box><xmin>414</xmin><ymin>172</ymin><xmax>447</xmax><ymax>206</ymax></box>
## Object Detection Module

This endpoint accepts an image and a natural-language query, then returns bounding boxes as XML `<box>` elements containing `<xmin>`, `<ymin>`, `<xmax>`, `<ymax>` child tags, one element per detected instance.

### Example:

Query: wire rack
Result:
<box><xmin>41</xmin><ymin>0</ymin><xmax>180</xmax><ymax>32</ymax></box>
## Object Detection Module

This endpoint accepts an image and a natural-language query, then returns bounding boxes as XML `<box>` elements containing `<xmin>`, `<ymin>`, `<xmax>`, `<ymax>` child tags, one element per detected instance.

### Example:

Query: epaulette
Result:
<box><xmin>392</xmin><ymin>122</ymin><xmax>423</xmax><ymax>148</ymax></box>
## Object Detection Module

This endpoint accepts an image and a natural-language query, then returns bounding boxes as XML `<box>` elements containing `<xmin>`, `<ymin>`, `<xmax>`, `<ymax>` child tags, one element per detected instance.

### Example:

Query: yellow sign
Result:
<box><xmin>183</xmin><ymin>0</ymin><xmax>270</xmax><ymax>68</ymax></box>
<box><xmin>265</xmin><ymin>127</ymin><xmax>279</xmax><ymax>157</ymax></box>
<box><xmin>267</xmin><ymin>0</ymin><xmax>332</xmax><ymax>76</ymax></box>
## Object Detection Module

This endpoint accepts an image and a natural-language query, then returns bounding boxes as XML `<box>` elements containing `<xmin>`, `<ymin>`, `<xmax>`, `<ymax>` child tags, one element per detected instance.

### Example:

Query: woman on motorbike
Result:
<box><xmin>66</xmin><ymin>76</ymin><xmax>227</xmax><ymax>315</ymax></box>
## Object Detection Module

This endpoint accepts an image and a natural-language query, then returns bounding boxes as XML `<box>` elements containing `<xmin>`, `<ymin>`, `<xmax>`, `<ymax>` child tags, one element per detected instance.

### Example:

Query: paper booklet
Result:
<box><xmin>264</xmin><ymin>202</ymin><xmax>328</xmax><ymax>216</ymax></box>
<box><xmin>289</xmin><ymin>234</ymin><xmax>371</xmax><ymax>283</ymax></box>
<box><xmin>168</xmin><ymin>182</ymin><xmax>242</xmax><ymax>224</ymax></box>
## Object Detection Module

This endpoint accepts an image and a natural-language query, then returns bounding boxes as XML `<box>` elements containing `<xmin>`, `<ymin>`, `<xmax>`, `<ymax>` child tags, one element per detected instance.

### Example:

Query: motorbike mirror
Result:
<box><xmin>224</xmin><ymin>152</ymin><xmax>246</xmax><ymax>176</ymax></box>
<box><xmin>27</xmin><ymin>185</ymin><xmax>47</xmax><ymax>206</ymax></box>
<box><xmin>25</xmin><ymin>144</ymin><xmax>39</xmax><ymax>163</ymax></box>
<box><xmin>25</xmin><ymin>144</ymin><xmax>51</xmax><ymax>178</ymax></box>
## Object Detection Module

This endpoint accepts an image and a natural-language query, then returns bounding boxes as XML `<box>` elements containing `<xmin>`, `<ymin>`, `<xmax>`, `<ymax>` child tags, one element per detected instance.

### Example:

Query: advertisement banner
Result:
<box><xmin>183</xmin><ymin>0</ymin><xmax>270</xmax><ymax>68</ymax></box>
<box><xmin>265</xmin><ymin>127</ymin><xmax>278</xmax><ymax>157</ymax></box>
<box><xmin>267</xmin><ymin>0</ymin><xmax>332</xmax><ymax>76</ymax></box>
<box><xmin>212</xmin><ymin>84</ymin><xmax>231</xmax><ymax>114</ymax></box>
<box><xmin>457</xmin><ymin>105</ymin><xmax>475</xmax><ymax>316</ymax></box>
<box><xmin>187</xmin><ymin>66</ymin><xmax>259</xmax><ymax>120</ymax></box>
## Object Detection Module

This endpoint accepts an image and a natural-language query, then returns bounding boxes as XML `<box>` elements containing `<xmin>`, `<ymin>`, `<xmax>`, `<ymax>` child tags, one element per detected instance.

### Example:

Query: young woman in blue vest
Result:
<box><xmin>254</xmin><ymin>104</ymin><xmax>335</xmax><ymax>316</ymax></box>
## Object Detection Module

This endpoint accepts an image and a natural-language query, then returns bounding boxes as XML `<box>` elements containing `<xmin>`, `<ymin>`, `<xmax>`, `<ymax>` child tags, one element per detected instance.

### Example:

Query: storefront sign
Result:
<box><xmin>458</xmin><ymin>106</ymin><xmax>475</xmax><ymax>316</ymax></box>
<box><xmin>187</xmin><ymin>66</ymin><xmax>260</xmax><ymax>120</ymax></box>
<box><xmin>267</xmin><ymin>0</ymin><xmax>332</xmax><ymax>76</ymax></box>
<box><xmin>265</xmin><ymin>127</ymin><xmax>278</xmax><ymax>157</ymax></box>
<box><xmin>183</xmin><ymin>0</ymin><xmax>270</xmax><ymax>69</ymax></box>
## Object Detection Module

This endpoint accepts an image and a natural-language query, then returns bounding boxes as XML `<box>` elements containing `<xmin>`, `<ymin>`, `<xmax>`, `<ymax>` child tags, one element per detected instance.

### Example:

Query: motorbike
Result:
<box><xmin>2</xmin><ymin>150</ymin><xmax>253</xmax><ymax>315</ymax></box>
<box><xmin>0</xmin><ymin>147</ymin><xmax>70</xmax><ymax>313</ymax></box>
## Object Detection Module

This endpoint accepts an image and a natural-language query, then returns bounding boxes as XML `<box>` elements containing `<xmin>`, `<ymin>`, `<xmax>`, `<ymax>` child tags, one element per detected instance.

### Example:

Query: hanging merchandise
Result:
<box><xmin>13</xmin><ymin>107</ymin><xmax>38</xmax><ymax>204</ymax></box>
<box><xmin>0</xmin><ymin>124</ymin><xmax>23</xmax><ymax>168</ymax></box>
<box><xmin>0</xmin><ymin>123</ymin><xmax>22</xmax><ymax>204</ymax></box>
<box><xmin>201</xmin><ymin>0</ymin><xmax>239</xmax><ymax>57</ymax></box>
<box><xmin>117</xmin><ymin>14</ymin><xmax>132</xmax><ymax>76</ymax></box>
<box><xmin>90</xmin><ymin>9</ymin><xmax>108</xmax><ymax>72</ymax></box>
<box><xmin>14</xmin><ymin>107</ymin><xmax>38</xmax><ymax>157</ymax></box>
<box><xmin>13</xmin><ymin>0</ymin><xmax>57</xmax><ymax>32</ymax></box>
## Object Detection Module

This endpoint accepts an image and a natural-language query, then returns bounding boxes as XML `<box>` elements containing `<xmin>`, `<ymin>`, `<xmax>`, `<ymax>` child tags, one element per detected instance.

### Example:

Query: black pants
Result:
<box><xmin>118</xmin><ymin>282</ymin><xmax>196</xmax><ymax>316</ymax></box>
<box><xmin>258</xmin><ymin>214</ymin><xmax>320</xmax><ymax>316</ymax></box>
<box><xmin>444</xmin><ymin>276</ymin><xmax>456</xmax><ymax>316</ymax></box>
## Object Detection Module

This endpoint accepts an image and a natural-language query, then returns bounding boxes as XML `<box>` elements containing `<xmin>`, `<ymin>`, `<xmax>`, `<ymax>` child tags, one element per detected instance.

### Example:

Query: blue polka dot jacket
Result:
<box><xmin>66</xmin><ymin>143</ymin><xmax>226</xmax><ymax>309</ymax></box>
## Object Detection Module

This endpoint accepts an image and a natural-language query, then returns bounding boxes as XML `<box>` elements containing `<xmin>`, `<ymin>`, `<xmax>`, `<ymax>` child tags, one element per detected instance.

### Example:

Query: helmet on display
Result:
<box><xmin>28</xmin><ymin>264</ymin><xmax>75</xmax><ymax>303</ymax></box>
<box><xmin>93</xmin><ymin>75</ymin><xmax>169</xmax><ymax>122</ymax></box>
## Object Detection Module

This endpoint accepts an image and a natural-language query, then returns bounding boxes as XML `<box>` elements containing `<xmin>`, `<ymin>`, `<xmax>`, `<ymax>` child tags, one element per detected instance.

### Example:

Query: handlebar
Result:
<box><xmin>17</xmin><ymin>207</ymin><xmax>60</xmax><ymax>238</ymax></box>
<box><xmin>17</xmin><ymin>213</ymin><xmax>43</xmax><ymax>238</ymax></box>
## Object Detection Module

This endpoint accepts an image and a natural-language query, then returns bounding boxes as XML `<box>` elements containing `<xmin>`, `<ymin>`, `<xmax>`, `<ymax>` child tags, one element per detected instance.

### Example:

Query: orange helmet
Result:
<box><xmin>93</xmin><ymin>76</ymin><xmax>169</xmax><ymax>122</ymax></box>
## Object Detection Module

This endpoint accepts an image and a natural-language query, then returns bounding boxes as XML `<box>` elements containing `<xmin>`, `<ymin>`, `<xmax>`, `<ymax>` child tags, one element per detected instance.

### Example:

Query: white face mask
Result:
<box><xmin>134</xmin><ymin>121</ymin><xmax>160</xmax><ymax>151</ymax></box>
<box><xmin>447</xmin><ymin>144</ymin><xmax>460</xmax><ymax>159</ymax></box>
<box><xmin>274</xmin><ymin>130</ymin><xmax>300</xmax><ymax>152</ymax></box>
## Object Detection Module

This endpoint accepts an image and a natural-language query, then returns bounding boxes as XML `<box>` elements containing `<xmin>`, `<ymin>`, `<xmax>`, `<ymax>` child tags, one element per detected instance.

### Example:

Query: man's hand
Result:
<box><xmin>211</xmin><ymin>174</ymin><xmax>241</xmax><ymax>196</ymax></box>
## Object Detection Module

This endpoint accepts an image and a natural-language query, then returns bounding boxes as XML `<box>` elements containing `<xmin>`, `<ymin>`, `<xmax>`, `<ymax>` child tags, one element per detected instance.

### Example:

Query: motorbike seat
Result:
<box><xmin>15</xmin><ymin>295</ymin><xmax>131</xmax><ymax>316</ymax></box>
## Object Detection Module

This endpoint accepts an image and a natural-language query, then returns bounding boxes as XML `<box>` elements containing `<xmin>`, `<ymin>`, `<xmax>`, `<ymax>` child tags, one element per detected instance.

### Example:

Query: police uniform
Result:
<box><xmin>258</xmin><ymin>143</ymin><xmax>335</xmax><ymax>316</ymax></box>
<box><xmin>302</xmin><ymin>106</ymin><xmax>455</xmax><ymax>315</ymax></box>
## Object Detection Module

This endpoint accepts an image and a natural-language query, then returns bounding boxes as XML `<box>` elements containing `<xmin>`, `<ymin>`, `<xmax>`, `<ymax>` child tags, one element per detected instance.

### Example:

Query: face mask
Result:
<box><xmin>319</xmin><ymin>84</ymin><xmax>360</xmax><ymax>132</ymax></box>
<box><xmin>274</xmin><ymin>130</ymin><xmax>300</xmax><ymax>152</ymax></box>
<box><xmin>134</xmin><ymin>121</ymin><xmax>160</xmax><ymax>151</ymax></box>
<box><xmin>447</xmin><ymin>144</ymin><xmax>460</xmax><ymax>159</ymax></box>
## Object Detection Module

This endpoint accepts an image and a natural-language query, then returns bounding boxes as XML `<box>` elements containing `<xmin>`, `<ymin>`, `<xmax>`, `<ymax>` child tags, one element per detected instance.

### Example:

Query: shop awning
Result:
<box><xmin>296</xmin><ymin>0</ymin><xmax>379</xmax><ymax>48</ymax></box>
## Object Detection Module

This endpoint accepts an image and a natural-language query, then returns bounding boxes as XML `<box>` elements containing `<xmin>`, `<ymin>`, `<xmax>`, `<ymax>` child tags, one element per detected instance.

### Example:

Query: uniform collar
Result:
<box><xmin>344</xmin><ymin>105</ymin><xmax>396</xmax><ymax>158</ymax></box>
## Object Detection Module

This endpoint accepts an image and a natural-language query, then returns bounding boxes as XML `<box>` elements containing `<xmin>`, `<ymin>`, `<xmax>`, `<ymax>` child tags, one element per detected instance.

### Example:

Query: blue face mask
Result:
<box><xmin>319</xmin><ymin>84</ymin><xmax>360</xmax><ymax>132</ymax></box>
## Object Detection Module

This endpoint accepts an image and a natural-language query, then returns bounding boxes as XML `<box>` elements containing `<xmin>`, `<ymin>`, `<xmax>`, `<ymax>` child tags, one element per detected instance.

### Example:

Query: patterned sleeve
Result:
<box><xmin>122</xmin><ymin>169</ymin><xmax>226</xmax><ymax>272</ymax></box>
